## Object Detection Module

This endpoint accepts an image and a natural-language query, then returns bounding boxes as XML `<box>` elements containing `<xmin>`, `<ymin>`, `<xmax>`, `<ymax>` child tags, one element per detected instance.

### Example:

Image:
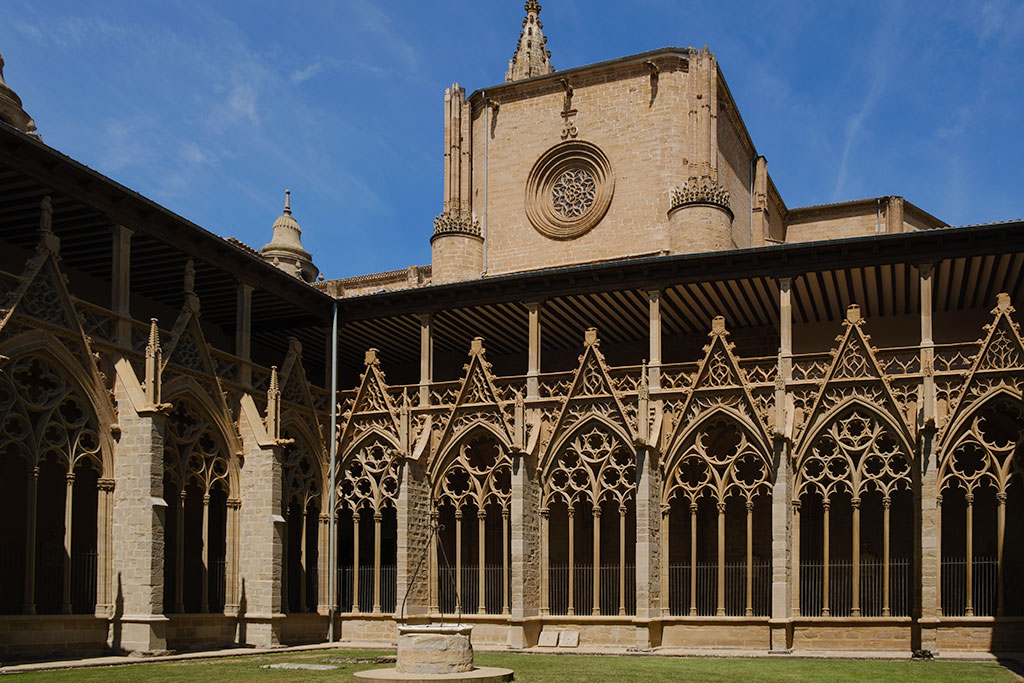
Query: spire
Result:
<box><xmin>260</xmin><ymin>189</ymin><xmax>320</xmax><ymax>284</ymax></box>
<box><xmin>0</xmin><ymin>51</ymin><xmax>40</xmax><ymax>139</ymax></box>
<box><xmin>506</xmin><ymin>1</ymin><xmax>554</xmax><ymax>82</ymax></box>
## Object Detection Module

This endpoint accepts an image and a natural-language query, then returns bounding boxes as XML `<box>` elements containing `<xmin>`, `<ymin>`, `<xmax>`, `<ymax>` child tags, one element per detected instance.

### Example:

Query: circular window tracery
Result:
<box><xmin>525</xmin><ymin>140</ymin><xmax>613</xmax><ymax>240</ymax></box>
<box><xmin>552</xmin><ymin>169</ymin><xmax>596</xmax><ymax>218</ymax></box>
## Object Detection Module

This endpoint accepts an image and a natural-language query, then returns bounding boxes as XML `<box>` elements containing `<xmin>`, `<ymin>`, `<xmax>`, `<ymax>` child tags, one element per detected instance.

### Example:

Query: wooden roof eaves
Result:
<box><xmin>0</xmin><ymin>123</ymin><xmax>334</xmax><ymax>320</ymax></box>
<box><xmin>337</xmin><ymin>222</ymin><xmax>1024</xmax><ymax>323</ymax></box>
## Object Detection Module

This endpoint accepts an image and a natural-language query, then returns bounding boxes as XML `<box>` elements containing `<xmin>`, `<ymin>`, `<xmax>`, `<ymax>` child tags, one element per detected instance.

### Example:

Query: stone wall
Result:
<box><xmin>475</xmin><ymin>59</ymin><xmax>691</xmax><ymax>276</ymax></box>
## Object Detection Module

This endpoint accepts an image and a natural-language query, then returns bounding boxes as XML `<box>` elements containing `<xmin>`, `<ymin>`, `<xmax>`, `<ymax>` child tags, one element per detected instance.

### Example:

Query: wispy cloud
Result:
<box><xmin>291</xmin><ymin>62</ymin><xmax>324</xmax><ymax>84</ymax></box>
<box><xmin>832</xmin><ymin>2</ymin><xmax>904</xmax><ymax>201</ymax></box>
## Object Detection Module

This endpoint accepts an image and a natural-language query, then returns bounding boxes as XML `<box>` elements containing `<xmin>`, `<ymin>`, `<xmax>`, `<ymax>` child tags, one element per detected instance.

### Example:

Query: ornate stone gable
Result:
<box><xmin>939</xmin><ymin>293</ymin><xmax>1024</xmax><ymax>448</ymax></box>
<box><xmin>339</xmin><ymin>348</ymin><xmax>402</xmax><ymax>453</ymax></box>
<box><xmin>0</xmin><ymin>197</ymin><xmax>108</xmax><ymax>412</ymax></box>
<box><xmin>794</xmin><ymin>305</ymin><xmax>913</xmax><ymax>457</ymax></box>
<box><xmin>664</xmin><ymin>316</ymin><xmax>771</xmax><ymax>460</ymax></box>
<box><xmin>161</xmin><ymin>261</ymin><xmax>235</xmax><ymax>434</ymax></box>
<box><xmin>433</xmin><ymin>337</ymin><xmax>514</xmax><ymax>462</ymax></box>
<box><xmin>542</xmin><ymin>328</ymin><xmax>633</xmax><ymax>464</ymax></box>
<box><xmin>278</xmin><ymin>336</ymin><xmax>328</xmax><ymax>455</ymax></box>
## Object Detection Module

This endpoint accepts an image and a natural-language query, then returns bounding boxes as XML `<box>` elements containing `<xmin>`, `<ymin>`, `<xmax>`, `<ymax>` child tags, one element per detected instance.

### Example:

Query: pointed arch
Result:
<box><xmin>338</xmin><ymin>429</ymin><xmax>400</xmax><ymax>515</ymax></box>
<box><xmin>430</xmin><ymin>419</ymin><xmax>512</xmax><ymax>485</ymax></box>
<box><xmin>794</xmin><ymin>395</ymin><xmax>915</xmax><ymax>501</ymax></box>
<box><xmin>163</xmin><ymin>377</ymin><xmax>241</xmax><ymax>498</ymax></box>
<box><xmin>543</xmin><ymin>413</ymin><xmax>635</xmax><ymax>509</ymax></box>
<box><xmin>280</xmin><ymin>414</ymin><xmax>326</xmax><ymax>510</ymax></box>
<box><xmin>431</xmin><ymin>422</ymin><xmax>512</xmax><ymax>510</ymax></box>
<box><xmin>663</xmin><ymin>406</ymin><xmax>773</xmax><ymax>508</ymax></box>
<box><xmin>0</xmin><ymin>329</ymin><xmax>115</xmax><ymax>476</ymax></box>
<box><xmin>938</xmin><ymin>389</ymin><xmax>1024</xmax><ymax>497</ymax></box>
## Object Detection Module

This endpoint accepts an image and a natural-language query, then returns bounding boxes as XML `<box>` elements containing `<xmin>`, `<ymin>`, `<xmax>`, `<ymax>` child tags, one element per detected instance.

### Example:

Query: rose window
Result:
<box><xmin>525</xmin><ymin>140</ymin><xmax>614</xmax><ymax>240</ymax></box>
<box><xmin>551</xmin><ymin>169</ymin><xmax>596</xmax><ymax>219</ymax></box>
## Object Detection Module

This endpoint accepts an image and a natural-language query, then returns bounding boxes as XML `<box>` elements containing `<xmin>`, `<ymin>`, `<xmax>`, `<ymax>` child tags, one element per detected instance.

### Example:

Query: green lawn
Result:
<box><xmin>9</xmin><ymin>649</ymin><xmax>1020</xmax><ymax>682</ymax></box>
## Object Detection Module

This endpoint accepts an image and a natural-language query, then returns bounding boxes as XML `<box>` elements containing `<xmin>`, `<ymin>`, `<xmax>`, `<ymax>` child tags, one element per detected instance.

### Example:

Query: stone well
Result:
<box><xmin>396</xmin><ymin>624</ymin><xmax>474</xmax><ymax>675</ymax></box>
<box><xmin>353</xmin><ymin>624</ymin><xmax>513</xmax><ymax>682</ymax></box>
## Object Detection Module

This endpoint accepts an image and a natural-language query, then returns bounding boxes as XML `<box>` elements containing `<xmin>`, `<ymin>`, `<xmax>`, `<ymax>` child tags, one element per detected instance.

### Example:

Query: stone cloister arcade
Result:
<box><xmin>1</xmin><ymin>196</ymin><xmax>1024</xmax><ymax>656</ymax></box>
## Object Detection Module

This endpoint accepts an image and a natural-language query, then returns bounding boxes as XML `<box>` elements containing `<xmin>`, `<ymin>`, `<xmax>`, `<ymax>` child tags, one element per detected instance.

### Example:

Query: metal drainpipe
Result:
<box><xmin>877</xmin><ymin>198</ymin><xmax>883</xmax><ymax>234</ymax></box>
<box><xmin>481</xmin><ymin>91</ymin><xmax>488</xmax><ymax>277</ymax></box>
<box><xmin>749</xmin><ymin>156</ymin><xmax>755</xmax><ymax>247</ymax></box>
<box><xmin>327</xmin><ymin>299</ymin><xmax>338</xmax><ymax>641</ymax></box>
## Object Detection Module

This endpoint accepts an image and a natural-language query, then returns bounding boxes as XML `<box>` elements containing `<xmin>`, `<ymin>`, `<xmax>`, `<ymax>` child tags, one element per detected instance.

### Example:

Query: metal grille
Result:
<box><xmin>800</xmin><ymin>558</ymin><xmax>911</xmax><ymax>617</ymax></box>
<box><xmin>666</xmin><ymin>561</ymin><xmax>771</xmax><ymax>616</ymax></box>
<box><xmin>547</xmin><ymin>565</ymin><xmax>637</xmax><ymax>616</ymax></box>
<box><xmin>336</xmin><ymin>565</ymin><xmax>396</xmax><ymax>613</ymax></box>
<box><xmin>940</xmin><ymin>557</ymin><xmax>998</xmax><ymax>617</ymax></box>
<box><xmin>437</xmin><ymin>565</ymin><xmax>509</xmax><ymax>615</ymax></box>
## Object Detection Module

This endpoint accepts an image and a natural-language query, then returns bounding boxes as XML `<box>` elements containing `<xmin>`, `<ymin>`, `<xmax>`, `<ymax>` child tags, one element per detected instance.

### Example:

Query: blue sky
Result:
<box><xmin>1</xmin><ymin>1</ymin><xmax>1022</xmax><ymax>280</ymax></box>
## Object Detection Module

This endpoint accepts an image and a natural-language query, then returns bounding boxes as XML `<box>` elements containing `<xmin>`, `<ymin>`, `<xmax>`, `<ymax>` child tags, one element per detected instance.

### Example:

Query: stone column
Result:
<box><xmin>591</xmin><ymin>507</ymin><xmax>601</xmax><ymax>616</ymax></box>
<box><xmin>634</xmin><ymin>444</ymin><xmax>661</xmax><ymax>648</ymax></box>
<box><xmin>917</xmin><ymin>263</ymin><xmax>940</xmax><ymax>652</ymax></box>
<box><xmin>770</xmin><ymin>276</ymin><xmax>794</xmax><ymax>651</ymax></box>
<box><xmin>647</xmin><ymin>290</ymin><xmax>662</xmax><ymax>390</ymax></box>
<box><xmin>418</xmin><ymin>313</ymin><xmax>433</xmax><ymax>406</ymax></box>
<box><xmin>23</xmin><ymin>466</ymin><xmax>37</xmax><ymax>615</ymax></box>
<box><xmin>237</xmin><ymin>402</ymin><xmax>285</xmax><ymax>647</ymax></box>
<box><xmin>526</xmin><ymin>302</ymin><xmax>542</xmax><ymax>398</ymax></box>
<box><xmin>716</xmin><ymin>502</ymin><xmax>726</xmax><ymax>617</ymax></box>
<box><xmin>395</xmin><ymin>456</ymin><xmax>431</xmax><ymax>620</ymax></box>
<box><xmin>62</xmin><ymin>471</ymin><xmax>75</xmax><ymax>614</ymax></box>
<box><xmin>110</xmin><ymin>225</ymin><xmax>133</xmax><ymax>347</ymax></box>
<box><xmin>176</xmin><ymin>490</ymin><xmax>185</xmax><ymax>613</ymax></box>
<box><xmin>235</xmin><ymin>283</ymin><xmax>253</xmax><ymax>387</ymax></box>
<box><xmin>509</xmin><ymin>450</ymin><xmax>540</xmax><ymax>646</ymax></box>
<box><xmin>95</xmin><ymin>478</ymin><xmax>115</xmax><ymax>617</ymax></box>
<box><xmin>317</xmin><ymin>513</ymin><xmax>330</xmax><ymax>615</ymax></box>
<box><xmin>851</xmin><ymin>498</ymin><xmax>861</xmax><ymax>617</ymax></box>
<box><xmin>201</xmin><ymin>493</ymin><xmax>210</xmax><ymax>613</ymax></box>
<box><xmin>373</xmin><ymin>510</ymin><xmax>383</xmax><ymax>613</ymax></box>
<box><xmin>477</xmin><ymin>509</ymin><xmax>486</xmax><ymax>614</ymax></box>
<box><xmin>111</xmin><ymin>370</ymin><xmax>169</xmax><ymax>653</ymax></box>
<box><xmin>225</xmin><ymin>499</ymin><xmax>241</xmax><ymax>614</ymax></box>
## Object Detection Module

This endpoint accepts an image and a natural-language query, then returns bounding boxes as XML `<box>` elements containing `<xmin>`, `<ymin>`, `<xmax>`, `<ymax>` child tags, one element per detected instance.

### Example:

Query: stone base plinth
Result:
<box><xmin>354</xmin><ymin>666</ymin><xmax>514</xmax><ymax>682</ymax></box>
<box><xmin>396</xmin><ymin>624</ymin><xmax>474</xmax><ymax>675</ymax></box>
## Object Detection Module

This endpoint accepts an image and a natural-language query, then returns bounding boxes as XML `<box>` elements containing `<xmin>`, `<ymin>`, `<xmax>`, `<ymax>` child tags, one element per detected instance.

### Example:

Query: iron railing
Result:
<box><xmin>437</xmin><ymin>565</ymin><xmax>510</xmax><ymax>615</ymax></box>
<box><xmin>799</xmin><ymin>558</ymin><xmax>911</xmax><ymax>617</ymax></box>
<box><xmin>548</xmin><ymin>565</ymin><xmax>637</xmax><ymax>616</ymax></box>
<box><xmin>940</xmin><ymin>557</ymin><xmax>998</xmax><ymax>617</ymax></box>
<box><xmin>336</xmin><ymin>565</ymin><xmax>396</xmax><ymax>613</ymax></box>
<box><xmin>666</xmin><ymin>560</ymin><xmax>771</xmax><ymax>616</ymax></box>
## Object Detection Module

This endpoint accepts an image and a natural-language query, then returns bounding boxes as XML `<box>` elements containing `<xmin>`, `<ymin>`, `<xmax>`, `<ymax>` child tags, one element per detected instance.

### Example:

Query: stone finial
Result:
<box><xmin>0</xmin><ymin>51</ymin><xmax>40</xmax><ymax>139</ymax></box>
<box><xmin>364</xmin><ymin>348</ymin><xmax>380</xmax><ymax>366</ymax></box>
<box><xmin>267</xmin><ymin>365</ymin><xmax>281</xmax><ymax>440</ymax></box>
<box><xmin>639</xmin><ymin>360</ymin><xmax>650</xmax><ymax>401</ymax></box>
<box><xmin>584</xmin><ymin>327</ymin><xmax>599</xmax><ymax>347</ymax></box>
<box><xmin>260</xmin><ymin>189</ymin><xmax>320</xmax><ymax>284</ymax></box>
<box><xmin>145</xmin><ymin>318</ymin><xmax>162</xmax><ymax>407</ymax></box>
<box><xmin>846</xmin><ymin>304</ymin><xmax>862</xmax><ymax>324</ymax></box>
<box><xmin>470</xmin><ymin>337</ymin><xmax>486</xmax><ymax>356</ymax></box>
<box><xmin>711</xmin><ymin>316</ymin><xmax>726</xmax><ymax>335</ymax></box>
<box><xmin>506</xmin><ymin>0</ymin><xmax>554</xmax><ymax>82</ymax></box>
<box><xmin>997</xmin><ymin>292</ymin><xmax>1012</xmax><ymax>312</ymax></box>
<box><xmin>36</xmin><ymin>196</ymin><xmax>59</xmax><ymax>254</ymax></box>
<box><xmin>39</xmin><ymin>196</ymin><xmax>52</xmax><ymax>234</ymax></box>
<box><xmin>184</xmin><ymin>259</ymin><xmax>195</xmax><ymax>296</ymax></box>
